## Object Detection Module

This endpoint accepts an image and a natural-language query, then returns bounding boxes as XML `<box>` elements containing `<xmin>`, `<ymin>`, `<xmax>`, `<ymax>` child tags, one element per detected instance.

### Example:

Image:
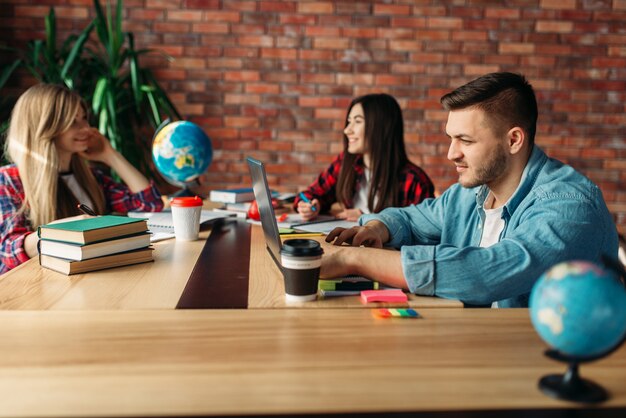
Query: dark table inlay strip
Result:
<box><xmin>176</xmin><ymin>218</ymin><xmax>250</xmax><ymax>309</ymax></box>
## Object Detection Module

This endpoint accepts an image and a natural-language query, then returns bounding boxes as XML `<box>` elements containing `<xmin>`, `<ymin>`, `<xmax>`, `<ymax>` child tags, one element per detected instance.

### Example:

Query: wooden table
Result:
<box><xmin>0</xmin><ymin>219</ymin><xmax>461</xmax><ymax>309</ymax></box>
<box><xmin>247</xmin><ymin>225</ymin><xmax>462</xmax><ymax>308</ymax></box>
<box><xmin>0</xmin><ymin>308</ymin><xmax>624</xmax><ymax>417</ymax></box>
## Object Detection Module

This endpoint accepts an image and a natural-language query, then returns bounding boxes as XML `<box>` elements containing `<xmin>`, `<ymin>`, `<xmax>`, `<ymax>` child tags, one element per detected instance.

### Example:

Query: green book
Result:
<box><xmin>38</xmin><ymin>215</ymin><xmax>148</xmax><ymax>245</ymax></box>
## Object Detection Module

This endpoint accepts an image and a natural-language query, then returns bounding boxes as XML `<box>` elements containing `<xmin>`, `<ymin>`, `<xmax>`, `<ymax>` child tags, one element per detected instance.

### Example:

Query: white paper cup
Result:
<box><xmin>280</xmin><ymin>239</ymin><xmax>324</xmax><ymax>302</ymax></box>
<box><xmin>170</xmin><ymin>196</ymin><xmax>203</xmax><ymax>241</ymax></box>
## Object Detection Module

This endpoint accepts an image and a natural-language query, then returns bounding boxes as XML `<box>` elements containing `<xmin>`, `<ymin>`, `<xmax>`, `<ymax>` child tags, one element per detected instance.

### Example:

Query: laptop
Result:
<box><xmin>247</xmin><ymin>157</ymin><xmax>285</xmax><ymax>270</ymax></box>
<box><xmin>247</xmin><ymin>156</ymin><xmax>369</xmax><ymax>284</ymax></box>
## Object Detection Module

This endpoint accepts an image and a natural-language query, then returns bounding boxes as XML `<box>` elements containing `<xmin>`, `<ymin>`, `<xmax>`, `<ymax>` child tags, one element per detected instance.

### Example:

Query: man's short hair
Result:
<box><xmin>440</xmin><ymin>72</ymin><xmax>538</xmax><ymax>146</ymax></box>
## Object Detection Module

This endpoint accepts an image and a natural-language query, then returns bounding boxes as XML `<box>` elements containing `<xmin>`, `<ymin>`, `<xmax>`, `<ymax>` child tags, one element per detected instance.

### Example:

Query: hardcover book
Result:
<box><xmin>39</xmin><ymin>232</ymin><xmax>151</xmax><ymax>261</ymax></box>
<box><xmin>39</xmin><ymin>247</ymin><xmax>154</xmax><ymax>275</ymax></box>
<box><xmin>209</xmin><ymin>188</ymin><xmax>255</xmax><ymax>203</ymax></box>
<box><xmin>38</xmin><ymin>215</ymin><xmax>148</xmax><ymax>245</ymax></box>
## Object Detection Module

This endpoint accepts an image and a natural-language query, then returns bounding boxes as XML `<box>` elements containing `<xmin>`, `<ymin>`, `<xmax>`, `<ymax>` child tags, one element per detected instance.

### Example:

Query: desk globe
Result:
<box><xmin>530</xmin><ymin>260</ymin><xmax>626</xmax><ymax>403</ymax></box>
<box><xmin>152</xmin><ymin>120</ymin><xmax>212</xmax><ymax>196</ymax></box>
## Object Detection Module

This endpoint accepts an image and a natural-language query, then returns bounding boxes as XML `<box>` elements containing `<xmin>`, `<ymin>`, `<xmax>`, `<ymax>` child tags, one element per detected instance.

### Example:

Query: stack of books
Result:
<box><xmin>37</xmin><ymin>215</ymin><xmax>153</xmax><ymax>275</ymax></box>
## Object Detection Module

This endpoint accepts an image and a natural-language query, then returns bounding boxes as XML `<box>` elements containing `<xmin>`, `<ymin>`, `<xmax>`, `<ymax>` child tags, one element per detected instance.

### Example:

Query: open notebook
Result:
<box><xmin>128</xmin><ymin>210</ymin><xmax>235</xmax><ymax>241</ymax></box>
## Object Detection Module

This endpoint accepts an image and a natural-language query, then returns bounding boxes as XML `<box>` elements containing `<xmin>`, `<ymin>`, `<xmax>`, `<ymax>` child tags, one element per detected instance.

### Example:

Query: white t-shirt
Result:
<box><xmin>480</xmin><ymin>193</ymin><xmax>505</xmax><ymax>308</ymax></box>
<box><xmin>352</xmin><ymin>169</ymin><xmax>375</xmax><ymax>214</ymax></box>
<box><xmin>60</xmin><ymin>173</ymin><xmax>93</xmax><ymax>209</ymax></box>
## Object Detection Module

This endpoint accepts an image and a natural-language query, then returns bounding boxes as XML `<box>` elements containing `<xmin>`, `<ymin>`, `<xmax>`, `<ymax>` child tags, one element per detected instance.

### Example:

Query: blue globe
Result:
<box><xmin>152</xmin><ymin>120</ymin><xmax>212</xmax><ymax>187</ymax></box>
<box><xmin>530</xmin><ymin>260</ymin><xmax>626</xmax><ymax>357</ymax></box>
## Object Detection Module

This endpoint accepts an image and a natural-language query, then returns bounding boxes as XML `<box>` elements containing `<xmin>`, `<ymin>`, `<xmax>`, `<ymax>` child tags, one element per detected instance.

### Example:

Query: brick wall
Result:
<box><xmin>2</xmin><ymin>0</ymin><xmax>625</xmax><ymax>234</ymax></box>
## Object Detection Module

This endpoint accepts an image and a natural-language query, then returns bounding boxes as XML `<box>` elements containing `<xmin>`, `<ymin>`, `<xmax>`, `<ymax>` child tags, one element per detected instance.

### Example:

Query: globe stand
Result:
<box><xmin>536</xmin><ymin>255</ymin><xmax>626</xmax><ymax>404</ymax></box>
<box><xmin>539</xmin><ymin>350</ymin><xmax>608</xmax><ymax>403</ymax></box>
<box><xmin>169</xmin><ymin>178</ymin><xmax>205</xmax><ymax>198</ymax></box>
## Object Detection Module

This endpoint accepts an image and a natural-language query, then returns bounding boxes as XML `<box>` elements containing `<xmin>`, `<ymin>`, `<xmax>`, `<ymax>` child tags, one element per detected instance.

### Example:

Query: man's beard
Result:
<box><xmin>459</xmin><ymin>144</ymin><xmax>508</xmax><ymax>189</ymax></box>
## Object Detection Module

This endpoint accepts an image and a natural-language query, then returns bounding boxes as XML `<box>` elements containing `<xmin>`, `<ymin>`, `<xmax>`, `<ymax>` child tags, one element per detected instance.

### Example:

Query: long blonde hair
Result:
<box><xmin>5</xmin><ymin>84</ymin><xmax>105</xmax><ymax>228</ymax></box>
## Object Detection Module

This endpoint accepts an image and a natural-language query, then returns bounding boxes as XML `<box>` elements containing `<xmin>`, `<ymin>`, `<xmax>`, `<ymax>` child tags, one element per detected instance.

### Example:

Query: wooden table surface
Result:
<box><xmin>0</xmin><ymin>229</ymin><xmax>212</xmax><ymax>309</ymax></box>
<box><xmin>248</xmin><ymin>225</ymin><xmax>463</xmax><ymax>308</ymax></box>
<box><xmin>1</xmin><ymin>308</ymin><xmax>624</xmax><ymax>417</ymax></box>
<box><xmin>0</xmin><ymin>220</ymin><xmax>461</xmax><ymax>309</ymax></box>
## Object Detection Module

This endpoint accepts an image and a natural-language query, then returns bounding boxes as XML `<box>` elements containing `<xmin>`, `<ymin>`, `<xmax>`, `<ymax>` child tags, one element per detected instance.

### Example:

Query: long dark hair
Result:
<box><xmin>336</xmin><ymin>93</ymin><xmax>409</xmax><ymax>213</ymax></box>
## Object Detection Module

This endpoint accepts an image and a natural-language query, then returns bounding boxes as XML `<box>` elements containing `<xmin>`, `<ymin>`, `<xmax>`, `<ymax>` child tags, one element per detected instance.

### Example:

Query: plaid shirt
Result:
<box><xmin>0</xmin><ymin>164</ymin><xmax>163</xmax><ymax>274</ymax></box>
<box><xmin>294</xmin><ymin>152</ymin><xmax>434</xmax><ymax>213</ymax></box>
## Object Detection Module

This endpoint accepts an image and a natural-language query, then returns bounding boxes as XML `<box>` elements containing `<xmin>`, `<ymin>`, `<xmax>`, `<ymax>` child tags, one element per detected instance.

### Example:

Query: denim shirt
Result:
<box><xmin>360</xmin><ymin>146</ymin><xmax>618</xmax><ymax>307</ymax></box>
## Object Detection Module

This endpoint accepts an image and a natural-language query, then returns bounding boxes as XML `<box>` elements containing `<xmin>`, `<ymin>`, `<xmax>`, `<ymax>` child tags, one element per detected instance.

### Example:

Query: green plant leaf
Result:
<box><xmin>44</xmin><ymin>8</ymin><xmax>56</xmax><ymax>63</ymax></box>
<box><xmin>61</xmin><ymin>20</ymin><xmax>95</xmax><ymax>81</ymax></box>
<box><xmin>93</xmin><ymin>0</ymin><xmax>110</xmax><ymax>52</ymax></box>
<box><xmin>0</xmin><ymin>60</ymin><xmax>21</xmax><ymax>88</ymax></box>
<box><xmin>92</xmin><ymin>77</ymin><xmax>108</xmax><ymax>113</ymax></box>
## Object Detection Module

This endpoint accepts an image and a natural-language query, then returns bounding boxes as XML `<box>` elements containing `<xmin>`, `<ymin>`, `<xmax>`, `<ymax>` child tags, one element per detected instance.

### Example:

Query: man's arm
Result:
<box><xmin>320</xmin><ymin>245</ymin><xmax>407</xmax><ymax>290</ymax></box>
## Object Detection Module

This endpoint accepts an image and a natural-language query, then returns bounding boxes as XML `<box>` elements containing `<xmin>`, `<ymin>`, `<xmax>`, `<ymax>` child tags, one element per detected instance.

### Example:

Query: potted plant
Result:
<box><xmin>0</xmin><ymin>0</ymin><xmax>181</xmax><ymax>178</ymax></box>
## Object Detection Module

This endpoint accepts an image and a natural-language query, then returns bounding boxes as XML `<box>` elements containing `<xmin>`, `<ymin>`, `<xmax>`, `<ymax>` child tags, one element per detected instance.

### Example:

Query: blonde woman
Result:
<box><xmin>0</xmin><ymin>83</ymin><xmax>163</xmax><ymax>274</ymax></box>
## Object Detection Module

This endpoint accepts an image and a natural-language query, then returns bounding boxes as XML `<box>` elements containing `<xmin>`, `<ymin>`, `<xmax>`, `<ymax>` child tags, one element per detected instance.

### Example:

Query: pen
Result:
<box><xmin>280</xmin><ymin>233</ymin><xmax>325</xmax><ymax>238</ymax></box>
<box><xmin>299</xmin><ymin>192</ymin><xmax>316</xmax><ymax>212</ymax></box>
<box><xmin>77</xmin><ymin>203</ymin><xmax>97</xmax><ymax>216</ymax></box>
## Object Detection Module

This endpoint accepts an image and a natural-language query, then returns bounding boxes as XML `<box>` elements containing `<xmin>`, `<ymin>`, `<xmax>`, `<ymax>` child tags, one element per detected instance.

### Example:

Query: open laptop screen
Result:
<box><xmin>247</xmin><ymin>157</ymin><xmax>282</xmax><ymax>268</ymax></box>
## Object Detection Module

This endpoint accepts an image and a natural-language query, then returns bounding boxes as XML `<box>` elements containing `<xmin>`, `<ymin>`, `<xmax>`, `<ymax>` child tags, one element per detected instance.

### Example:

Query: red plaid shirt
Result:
<box><xmin>294</xmin><ymin>152</ymin><xmax>434</xmax><ymax>213</ymax></box>
<box><xmin>0</xmin><ymin>164</ymin><xmax>163</xmax><ymax>274</ymax></box>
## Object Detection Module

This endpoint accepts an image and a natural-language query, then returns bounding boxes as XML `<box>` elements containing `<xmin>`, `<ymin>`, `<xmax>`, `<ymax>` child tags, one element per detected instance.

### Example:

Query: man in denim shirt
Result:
<box><xmin>322</xmin><ymin>72</ymin><xmax>618</xmax><ymax>308</ymax></box>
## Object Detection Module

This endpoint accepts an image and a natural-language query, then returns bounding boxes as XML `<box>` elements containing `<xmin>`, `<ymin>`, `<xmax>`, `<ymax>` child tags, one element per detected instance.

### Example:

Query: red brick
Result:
<box><xmin>389</xmin><ymin>40</ymin><xmax>422</xmax><ymax>51</ymax></box>
<box><xmin>313</xmin><ymin>37</ymin><xmax>350</xmax><ymax>49</ymax></box>
<box><xmin>54</xmin><ymin>7</ymin><xmax>89</xmax><ymax>19</ymax></box>
<box><xmin>499</xmin><ymin>43</ymin><xmax>535</xmax><ymax>54</ymax></box>
<box><xmin>130</xmin><ymin>9</ymin><xmax>164</xmax><ymax>20</ymax></box>
<box><xmin>224</xmin><ymin>71</ymin><xmax>260</xmax><ymax>82</ymax></box>
<box><xmin>374</xmin><ymin>4</ymin><xmax>411</xmax><ymax>16</ymax></box>
<box><xmin>146</xmin><ymin>0</ymin><xmax>183</xmax><ymax>9</ymax></box>
<box><xmin>391</xmin><ymin>63</ymin><xmax>426</xmax><ymax>74</ymax></box>
<box><xmin>536</xmin><ymin>20</ymin><xmax>574</xmax><ymax>33</ymax></box>
<box><xmin>261</xmin><ymin>48</ymin><xmax>297</xmax><ymax>59</ymax></box>
<box><xmin>342</xmin><ymin>27</ymin><xmax>377</xmax><ymax>38</ymax></box>
<box><xmin>464</xmin><ymin>64</ymin><xmax>500</xmax><ymax>76</ymax></box>
<box><xmin>297</xmin><ymin>2</ymin><xmax>334</xmax><ymax>14</ymax></box>
<box><xmin>375</xmin><ymin>74</ymin><xmax>411</xmax><ymax>86</ymax></box>
<box><xmin>155</xmin><ymin>22</ymin><xmax>191</xmax><ymax>33</ymax></box>
<box><xmin>168</xmin><ymin>10</ymin><xmax>203</xmax><ymax>21</ymax></box>
<box><xmin>300</xmin><ymin>73</ymin><xmax>335</xmax><ymax>84</ymax></box>
<box><xmin>203</xmin><ymin>10</ymin><xmax>240</xmax><ymax>22</ymax></box>
<box><xmin>391</xmin><ymin>17</ymin><xmax>427</xmax><ymax>28</ymax></box>
<box><xmin>305</xmin><ymin>26</ymin><xmax>340</xmax><ymax>37</ymax></box>
<box><xmin>14</xmin><ymin>6</ymin><xmax>49</xmax><ymax>17</ymax></box>
<box><xmin>193</xmin><ymin>22</ymin><xmax>229</xmax><ymax>33</ymax></box>
<box><xmin>259</xmin><ymin>141</ymin><xmax>293</xmax><ymax>152</ymax></box>
<box><xmin>337</xmin><ymin>73</ymin><xmax>374</xmax><ymax>85</ymax></box>
<box><xmin>299</xmin><ymin>97</ymin><xmax>333</xmax><ymax>107</ymax></box>
<box><xmin>485</xmin><ymin>8</ymin><xmax>521</xmax><ymax>19</ymax></box>
<box><xmin>223</xmin><ymin>0</ymin><xmax>256</xmax><ymax>11</ymax></box>
<box><xmin>540</xmin><ymin>0</ymin><xmax>576</xmax><ymax>9</ymax></box>
<box><xmin>314</xmin><ymin>108</ymin><xmax>345</xmax><ymax>120</ymax></box>
<box><xmin>237</xmin><ymin>35</ymin><xmax>273</xmax><ymax>47</ymax></box>
<box><xmin>299</xmin><ymin>49</ymin><xmax>335</xmax><ymax>60</ymax></box>
<box><xmin>183</xmin><ymin>0</ymin><xmax>220</xmax><ymax>7</ymax></box>
<box><xmin>427</xmin><ymin>17</ymin><xmax>463</xmax><ymax>29</ymax></box>
<box><xmin>592</xmin><ymin>57</ymin><xmax>626</xmax><ymax>67</ymax></box>
<box><xmin>245</xmin><ymin>83</ymin><xmax>280</xmax><ymax>94</ymax></box>
<box><xmin>260</xmin><ymin>1</ymin><xmax>297</xmax><ymax>12</ymax></box>
<box><xmin>279</xmin><ymin>14</ymin><xmax>317</xmax><ymax>25</ymax></box>
<box><xmin>377</xmin><ymin>28</ymin><xmax>416</xmax><ymax>40</ymax></box>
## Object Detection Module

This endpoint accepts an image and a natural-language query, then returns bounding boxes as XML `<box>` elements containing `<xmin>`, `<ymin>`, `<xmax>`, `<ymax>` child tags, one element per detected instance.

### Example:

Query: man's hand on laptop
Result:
<box><xmin>325</xmin><ymin>220</ymin><xmax>389</xmax><ymax>248</ymax></box>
